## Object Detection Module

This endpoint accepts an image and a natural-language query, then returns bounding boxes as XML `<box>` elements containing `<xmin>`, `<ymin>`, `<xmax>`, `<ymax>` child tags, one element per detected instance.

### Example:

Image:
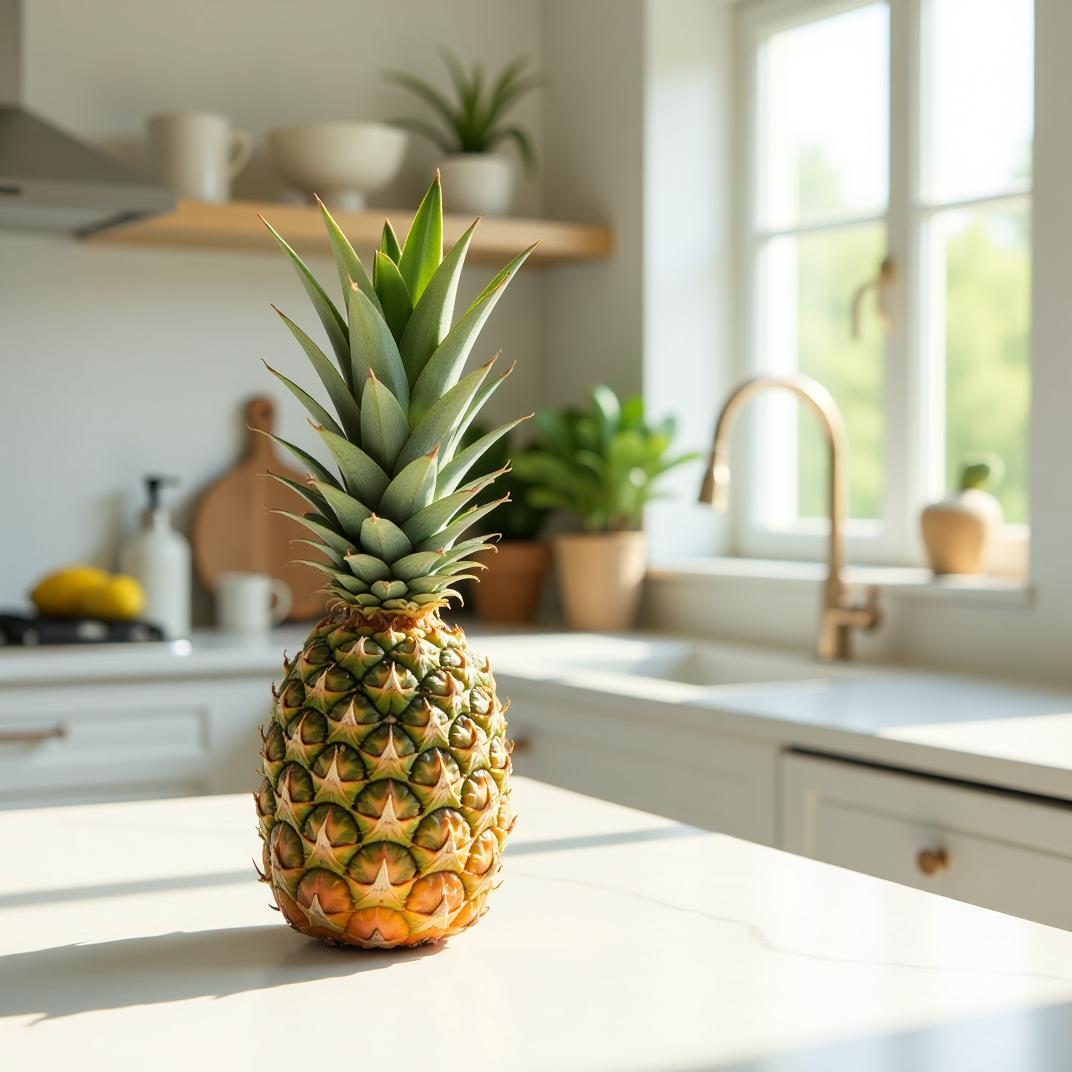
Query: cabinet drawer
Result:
<box><xmin>0</xmin><ymin>692</ymin><xmax>209</xmax><ymax>806</ymax></box>
<box><xmin>783</xmin><ymin>752</ymin><xmax>1072</xmax><ymax>929</ymax></box>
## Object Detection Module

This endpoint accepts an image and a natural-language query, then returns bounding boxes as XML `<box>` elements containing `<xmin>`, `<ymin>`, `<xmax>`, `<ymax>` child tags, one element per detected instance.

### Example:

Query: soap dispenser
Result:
<box><xmin>120</xmin><ymin>475</ymin><xmax>192</xmax><ymax>638</ymax></box>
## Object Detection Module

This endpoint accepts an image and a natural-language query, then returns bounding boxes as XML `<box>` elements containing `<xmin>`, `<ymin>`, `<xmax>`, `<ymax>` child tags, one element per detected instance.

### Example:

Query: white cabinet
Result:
<box><xmin>782</xmin><ymin>751</ymin><xmax>1072</xmax><ymax>930</ymax></box>
<box><xmin>0</xmin><ymin>671</ymin><xmax>275</xmax><ymax>808</ymax></box>
<box><xmin>502</xmin><ymin>679</ymin><xmax>779</xmax><ymax>844</ymax></box>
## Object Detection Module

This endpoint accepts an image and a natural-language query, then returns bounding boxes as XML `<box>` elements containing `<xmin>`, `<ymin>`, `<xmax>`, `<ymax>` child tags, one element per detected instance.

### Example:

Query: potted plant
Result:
<box><xmin>514</xmin><ymin>386</ymin><xmax>698</xmax><ymax>632</ymax></box>
<box><xmin>462</xmin><ymin>427</ymin><xmax>552</xmax><ymax>624</ymax></box>
<box><xmin>384</xmin><ymin>51</ymin><xmax>541</xmax><ymax>215</ymax></box>
<box><xmin>921</xmin><ymin>454</ymin><xmax>1005</xmax><ymax>574</ymax></box>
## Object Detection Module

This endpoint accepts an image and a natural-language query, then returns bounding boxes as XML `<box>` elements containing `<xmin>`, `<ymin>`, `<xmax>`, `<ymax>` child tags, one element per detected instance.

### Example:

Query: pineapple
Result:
<box><xmin>253</xmin><ymin>175</ymin><xmax>532</xmax><ymax>948</ymax></box>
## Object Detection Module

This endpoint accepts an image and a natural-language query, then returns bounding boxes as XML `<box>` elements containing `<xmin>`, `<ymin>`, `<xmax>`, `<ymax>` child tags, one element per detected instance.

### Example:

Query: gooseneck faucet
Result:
<box><xmin>699</xmin><ymin>374</ymin><xmax>880</xmax><ymax>661</ymax></box>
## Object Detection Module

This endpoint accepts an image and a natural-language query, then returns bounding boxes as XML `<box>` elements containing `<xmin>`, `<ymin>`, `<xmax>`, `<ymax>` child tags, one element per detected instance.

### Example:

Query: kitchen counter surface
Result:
<box><xmin>3</xmin><ymin>623</ymin><xmax>1072</xmax><ymax>800</ymax></box>
<box><xmin>0</xmin><ymin>625</ymin><xmax>311</xmax><ymax>683</ymax></box>
<box><xmin>2</xmin><ymin>778</ymin><xmax>1071</xmax><ymax>1071</ymax></box>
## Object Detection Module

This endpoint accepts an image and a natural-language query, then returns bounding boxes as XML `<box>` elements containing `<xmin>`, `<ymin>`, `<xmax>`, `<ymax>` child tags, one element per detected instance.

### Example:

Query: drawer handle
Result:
<box><xmin>510</xmin><ymin>735</ymin><xmax>533</xmax><ymax>755</ymax></box>
<box><xmin>0</xmin><ymin>723</ymin><xmax>69</xmax><ymax>744</ymax></box>
<box><xmin>916</xmin><ymin>847</ymin><xmax>950</xmax><ymax>876</ymax></box>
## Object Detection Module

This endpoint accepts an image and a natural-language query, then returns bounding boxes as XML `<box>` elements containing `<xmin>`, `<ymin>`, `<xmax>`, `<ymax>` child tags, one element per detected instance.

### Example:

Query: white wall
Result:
<box><xmin>541</xmin><ymin>0</ymin><xmax>645</xmax><ymax>406</ymax></box>
<box><xmin>1</xmin><ymin>0</ymin><xmax>545</xmax><ymax>610</ymax></box>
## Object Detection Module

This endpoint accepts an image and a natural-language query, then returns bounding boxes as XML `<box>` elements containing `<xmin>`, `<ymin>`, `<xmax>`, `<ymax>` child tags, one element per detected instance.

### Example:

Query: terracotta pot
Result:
<box><xmin>921</xmin><ymin>489</ymin><xmax>1003</xmax><ymax>574</ymax></box>
<box><xmin>471</xmin><ymin>541</ymin><xmax>551</xmax><ymax>625</ymax></box>
<box><xmin>552</xmin><ymin>531</ymin><xmax>647</xmax><ymax>632</ymax></box>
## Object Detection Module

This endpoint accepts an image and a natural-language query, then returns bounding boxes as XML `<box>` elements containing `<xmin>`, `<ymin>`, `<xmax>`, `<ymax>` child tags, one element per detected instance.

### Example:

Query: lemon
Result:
<box><xmin>30</xmin><ymin>566</ymin><xmax>111</xmax><ymax>618</ymax></box>
<box><xmin>80</xmin><ymin>575</ymin><xmax>146</xmax><ymax>621</ymax></box>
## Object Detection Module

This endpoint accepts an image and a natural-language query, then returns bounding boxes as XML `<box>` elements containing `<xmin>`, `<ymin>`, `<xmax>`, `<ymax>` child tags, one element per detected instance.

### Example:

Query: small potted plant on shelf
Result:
<box><xmin>921</xmin><ymin>453</ymin><xmax>1005</xmax><ymax>574</ymax></box>
<box><xmin>384</xmin><ymin>51</ymin><xmax>541</xmax><ymax>216</ymax></box>
<box><xmin>514</xmin><ymin>386</ymin><xmax>698</xmax><ymax>632</ymax></box>
<box><xmin>462</xmin><ymin>426</ymin><xmax>552</xmax><ymax>624</ymax></box>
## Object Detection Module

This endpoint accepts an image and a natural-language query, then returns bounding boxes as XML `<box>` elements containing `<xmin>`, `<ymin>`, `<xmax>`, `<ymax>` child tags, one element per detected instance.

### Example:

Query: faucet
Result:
<box><xmin>699</xmin><ymin>374</ymin><xmax>880</xmax><ymax>661</ymax></box>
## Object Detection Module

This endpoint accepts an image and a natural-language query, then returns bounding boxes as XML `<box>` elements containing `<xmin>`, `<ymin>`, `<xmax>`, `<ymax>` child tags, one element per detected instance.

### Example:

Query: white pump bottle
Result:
<box><xmin>120</xmin><ymin>475</ymin><xmax>192</xmax><ymax>639</ymax></box>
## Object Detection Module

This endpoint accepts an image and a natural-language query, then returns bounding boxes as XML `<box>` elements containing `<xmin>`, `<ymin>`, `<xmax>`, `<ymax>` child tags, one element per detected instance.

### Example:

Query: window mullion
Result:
<box><xmin>884</xmin><ymin>0</ymin><xmax>926</xmax><ymax>562</ymax></box>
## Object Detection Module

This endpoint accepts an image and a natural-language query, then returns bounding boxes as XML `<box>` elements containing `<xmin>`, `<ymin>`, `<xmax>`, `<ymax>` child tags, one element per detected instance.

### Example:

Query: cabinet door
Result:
<box><xmin>0</xmin><ymin>682</ymin><xmax>210</xmax><ymax>807</ymax></box>
<box><xmin>504</xmin><ymin>680</ymin><xmax>778</xmax><ymax>845</ymax></box>
<box><xmin>783</xmin><ymin>752</ymin><xmax>1072</xmax><ymax>929</ymax></box>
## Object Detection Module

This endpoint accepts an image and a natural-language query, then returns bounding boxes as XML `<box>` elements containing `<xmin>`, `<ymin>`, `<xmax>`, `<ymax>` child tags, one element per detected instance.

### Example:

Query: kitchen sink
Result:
<box><xmin>477</xmin><ymin>633</ymin><xmax>849</xmax><ymax>691</ymax></box>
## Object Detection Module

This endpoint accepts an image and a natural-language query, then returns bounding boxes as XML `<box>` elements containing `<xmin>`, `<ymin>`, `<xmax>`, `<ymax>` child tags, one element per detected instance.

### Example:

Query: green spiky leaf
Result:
<box><xmin>395</xmin><ymin>358</ymin><xmax>493</xmax><ymax>471</ymax></box>
<box><xmin>445</xmin><ymin>359</ymin><xmax>515</xmax><ymax>458</ymax></box>
<box><xmin>361</xmin><ymin>515</ymin><xmax>412</xmax><ymax>561</ymax></box>
<box><xmin>345</xmin><ymin>553</ymin><xmax>391</xmax><ymax>583</ymax></box>
<box><xmin>436</xmin><ymin>416</ymin><xmax>530</xmax><ymax>494</ymax></box>
<box><xmin>399</xmin><ymin>220</ymin><xmax>477</xmax><ymax>385</ymax></box>
<box><xmin>417</xmin><ymin>496</ymin><xmax>509</xmax><ymax>551</ymax></box>
<box><xmin>314</xmin><ymin>424</ymin><xmax>389</xmax><ymax>503</ymax></box>
<box><xmin>312</xmin><ymin>482</ymin><xmax>371</xmax><ymax>542</ymax></box>
<box><xmin>398</xmin><ymin>174</ymin><xmax>443</xmax><ymax>303</ymax></box>
<box><xmin>373</xmin><ymin>251</ymin><xmax>413</xmax><ymax>342</ymax></box>
<box><xmin>390</xmin><ymin>550</ymin><xmax>447</xmax><ymax>581</ymax></box>
<box><xmin>408</xmin><ymin>244</ymin><xmax>535</xmax><ymax>423</ymax></box>
<box><xmin>297</xmin><ymin>559</ymin><xmax>369</xmax><ymax>594</ymax></box>
<box><xmin>380</xmin><ymin>219</ymin><xmax>402</xmax><ymax>263</ymax></box>
<box><xmin>347</xmin><ymin>284</ymin><xmax>410</xmax><ymax>407</ymax></box>
<box><xmin>273</xmin><ymin>307</ymin><xmax>361</xmax><ymax>442</ymax></box>
<box><xmin>257</xmin><ymin>430</ymin><xmax>341</xmax><ymax>490</ymax></box>
<box><xmin>263</xmin><ymin>361</ymin><xmax>342</xmax><ymax>437</ymax></box>
<box><xmin>261</xmin><ymin>216</ymin><xmax>350</xmax><ymax>382</ymax></box>
<box><xmin>274</xmin><ymin>510</ymin><xmax>354</xmax><ymax>557</ymax></box>
<box><xmin>266</xmin><ymin>471</ymin><xmax>331</xmax><ymax>517</ymax></box>
<box><xmin>360</xmin><ymin>373</ymin><xmax>410</xmax><ymax>472</ymax></box>
<box><xmin>379</xmin><ymin>450</ymin><xmax>439</xmax><ymax>524</ymax></box>
<box><xmin>401</xmin><ymin>467</ymin><xmax>507</xmax><ymax>545</ymax></box>
<box><xmin>315</xmin><ymin>196</ymin><xmax>379</xmax><ymax>312</ymax></box>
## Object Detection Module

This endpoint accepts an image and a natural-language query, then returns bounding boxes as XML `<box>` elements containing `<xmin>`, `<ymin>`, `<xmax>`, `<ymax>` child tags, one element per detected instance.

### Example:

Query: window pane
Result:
<box><xmin>760</xmin><ymin>3</ymin><xmax>888</xmax><ymax>229</ymax></box>
<box><xmin>924</xmin><ymin>0</ymin><xmax>1033</xmax><ymax>203</ymax></box>
<box><xmin>761</xmin><ymin>224</ymin><xmax>886</xmax><ymax>521</ymax></box>
<box><xmin>940</xmin><ymin>203</ymin><xmax>1030</xmax><ymax>522</ymax></box>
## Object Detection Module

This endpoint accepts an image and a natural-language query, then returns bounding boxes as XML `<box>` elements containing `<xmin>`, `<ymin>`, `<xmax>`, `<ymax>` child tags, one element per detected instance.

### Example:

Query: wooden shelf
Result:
<box><xmin>85</xmin><ymin>198</ymin><xmax>614</xmax><ymax>266</ymax></box>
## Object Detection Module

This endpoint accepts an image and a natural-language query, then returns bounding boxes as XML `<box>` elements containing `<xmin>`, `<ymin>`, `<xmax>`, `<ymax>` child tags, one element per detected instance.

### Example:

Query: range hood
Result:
<box><xmin>0</xmin><ymin>1</ymin><xmax>174</xmax><ymax>234</ymax></box>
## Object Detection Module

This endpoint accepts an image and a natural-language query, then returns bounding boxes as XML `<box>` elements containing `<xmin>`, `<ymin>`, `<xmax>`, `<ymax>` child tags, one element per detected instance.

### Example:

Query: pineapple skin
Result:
<box><xmin>256</xmin><ymin>608</ymin><xmax>514</xmax><ymax>949</ymax></box>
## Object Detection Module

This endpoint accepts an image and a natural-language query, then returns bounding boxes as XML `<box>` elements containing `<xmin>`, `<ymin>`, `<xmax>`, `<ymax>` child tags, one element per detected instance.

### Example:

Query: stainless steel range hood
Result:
<box><xmin>0</xmin><ymin>1</ymin><xmax>174</xmax><ymax>234</ymax></box>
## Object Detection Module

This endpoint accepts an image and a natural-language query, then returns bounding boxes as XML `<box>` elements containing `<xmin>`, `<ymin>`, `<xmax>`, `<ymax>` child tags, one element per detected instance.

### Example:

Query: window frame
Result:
<box><xmin>732</xmin><ymin>0</ymin><xmax>1031</xmax><ymax>574</ymax></box>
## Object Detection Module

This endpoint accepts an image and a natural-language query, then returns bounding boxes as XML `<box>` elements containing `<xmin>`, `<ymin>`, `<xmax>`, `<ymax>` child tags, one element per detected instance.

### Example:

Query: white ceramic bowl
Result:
<box><xmin>268</xmin><ymin>122</ymin><xmax>407</xmax><ymax>211</ymax></box>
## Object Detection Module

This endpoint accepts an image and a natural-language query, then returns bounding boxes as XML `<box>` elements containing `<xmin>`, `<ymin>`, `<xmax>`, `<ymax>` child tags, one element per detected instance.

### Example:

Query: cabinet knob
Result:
<box><xmin>510</xmin><ymin>734</ymin><xmax>533</xmax><ymax>755</ymax></box>
<box><xmin>916</xmin><ymin>847</ymin><xmax>950</xmax><ymax>876</ymax></box>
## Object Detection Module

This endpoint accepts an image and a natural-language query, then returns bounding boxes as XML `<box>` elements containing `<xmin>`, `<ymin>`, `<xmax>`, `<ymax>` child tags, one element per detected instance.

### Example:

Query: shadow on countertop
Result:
<box><xmin>0</xmin><ymin>924</ymin><xmax>441</xmax><ymax>1022</ymax></box>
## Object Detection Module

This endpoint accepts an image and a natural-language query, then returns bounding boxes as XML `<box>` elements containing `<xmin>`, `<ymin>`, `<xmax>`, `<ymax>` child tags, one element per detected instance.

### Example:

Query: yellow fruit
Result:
<box><xmin>80</xmin><ymin>575</ymin><xmax>145</xmax><ymax>621</ymax></box>
<box><xmin>30</xmin><ymin>566</ymin><xmax>111</xmax><ymax>618</ymax></box>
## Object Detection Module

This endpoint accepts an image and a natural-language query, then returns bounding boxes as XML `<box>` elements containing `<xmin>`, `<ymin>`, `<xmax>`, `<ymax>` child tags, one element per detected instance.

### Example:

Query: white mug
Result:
<box><xmin>216</xmin><ymin>572</ymin><xmax>291</xmax><ymax>637</ymax></box>
<box><xmin>147</xmin><ymin>111</ymin><xmax>254</xmax><ymax>202</ymax></box>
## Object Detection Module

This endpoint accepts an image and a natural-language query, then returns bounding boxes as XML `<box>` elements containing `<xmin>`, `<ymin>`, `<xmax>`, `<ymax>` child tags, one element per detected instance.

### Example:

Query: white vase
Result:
<box><xmin>440</xmin><ymin>153</ymin><xmax>515</xmax><ymax>216</ymax></box>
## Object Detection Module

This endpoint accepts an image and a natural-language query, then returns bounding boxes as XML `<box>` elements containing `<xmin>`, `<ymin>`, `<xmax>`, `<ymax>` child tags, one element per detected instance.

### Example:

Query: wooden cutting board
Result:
<box><xmin>192</xmin><ymin>396</ymin><xmax>329</xmax><ymax>621</ymax></box>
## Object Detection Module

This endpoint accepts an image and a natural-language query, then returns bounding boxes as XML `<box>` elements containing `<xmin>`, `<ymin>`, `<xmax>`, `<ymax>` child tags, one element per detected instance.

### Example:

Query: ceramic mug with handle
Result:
<box><xmin>147</xmin><ymin>111</ymin><xmax>253</xmax><ymax>202</ymax></box>
<box><xmin>216</xmin><ymin>572</ymin><xmax>291</xmax><ymax>637</ymax></box>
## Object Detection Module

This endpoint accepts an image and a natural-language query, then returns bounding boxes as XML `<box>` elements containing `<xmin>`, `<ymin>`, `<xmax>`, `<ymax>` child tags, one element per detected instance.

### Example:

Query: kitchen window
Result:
<box><xmin>735</xmin><ymin>0</ymin><xmax>1033</xmax><ymax>571</ymax></box>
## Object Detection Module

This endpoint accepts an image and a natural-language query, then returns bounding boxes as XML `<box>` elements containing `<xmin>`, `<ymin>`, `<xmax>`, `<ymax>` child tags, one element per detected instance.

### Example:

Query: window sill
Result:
<box><xmin>649</xmin><ymin>556</ymin><xmax>1034</xmax><ymax>608</ymax></box>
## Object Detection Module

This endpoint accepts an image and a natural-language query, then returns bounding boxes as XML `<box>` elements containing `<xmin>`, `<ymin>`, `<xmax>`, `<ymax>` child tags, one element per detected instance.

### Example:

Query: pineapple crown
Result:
<box><xmin>260</xmin><ymin>173</ymin><xmax>534</xmax><ymax>615</ymax></box>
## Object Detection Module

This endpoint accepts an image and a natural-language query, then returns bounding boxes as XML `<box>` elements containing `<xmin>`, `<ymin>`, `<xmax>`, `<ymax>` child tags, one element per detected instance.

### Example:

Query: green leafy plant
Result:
<box><xmin>513</xmin><ymin>386</ymin><xmax>699</xmax><ymax>532</ymax></box>
<box><xmin>959</xmin><ymin>452</ymin><xmax>1005</xmax><ymax>492</ymax></box>
<box><xmin>464</xmin><ymin>425</ymin><xmax>550</xmax><ymax>542</ymax></box>
<box><xmin>384</xmin><ymin>52</ymin><xmax>541</xmax><ymax>172</ymax></box>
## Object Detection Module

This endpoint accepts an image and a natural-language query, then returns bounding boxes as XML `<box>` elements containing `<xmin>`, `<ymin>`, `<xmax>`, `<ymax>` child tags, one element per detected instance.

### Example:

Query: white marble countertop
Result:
<box><xmin>1</xmin><ymin>778</ymin><xmax>1071</xmax><ymax>1071</ymax></box>
<box><xmin>3</xmin><ymin>623</ymin><xmax>1072</xmax><ymax>800</ymax></box>
<box><xmin>0</xmin><ymin>624</ymin><xmax>311</xmax><ymax>683</ymax></box>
